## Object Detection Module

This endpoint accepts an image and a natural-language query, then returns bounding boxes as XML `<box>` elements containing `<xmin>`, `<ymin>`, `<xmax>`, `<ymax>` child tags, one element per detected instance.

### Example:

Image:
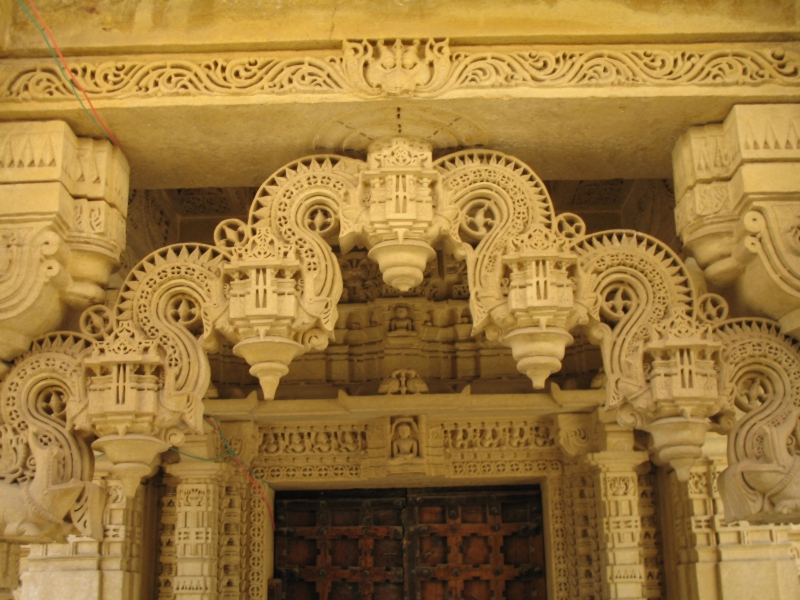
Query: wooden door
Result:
<box><xmin>273</xmin><ymin>491</ymin><xmax>406</xmax><ymax>600</ymax></box>
<box><xmin>405</xmin><ymin>488</ymin><xmax>546</xmax><ymax>600</ymax></box>
<box><xmin>272</xmin><ymin>487</ymin><xmax>546</xmax><ymax>600</ymax></box>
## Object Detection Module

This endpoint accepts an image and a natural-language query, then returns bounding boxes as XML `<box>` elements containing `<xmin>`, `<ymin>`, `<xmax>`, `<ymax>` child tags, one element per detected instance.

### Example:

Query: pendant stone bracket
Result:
<box><xmin>357</xmin><ymin>137</ymin><xmax>449</xmax><ymax>292</ymax></box>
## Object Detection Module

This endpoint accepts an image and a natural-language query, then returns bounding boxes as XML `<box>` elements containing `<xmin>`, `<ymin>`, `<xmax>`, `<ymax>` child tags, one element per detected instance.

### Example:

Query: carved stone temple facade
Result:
<box><xmin>4</xmin><ymin>2</ymin><xmax>800</xmax><ymax>600</ymax></box>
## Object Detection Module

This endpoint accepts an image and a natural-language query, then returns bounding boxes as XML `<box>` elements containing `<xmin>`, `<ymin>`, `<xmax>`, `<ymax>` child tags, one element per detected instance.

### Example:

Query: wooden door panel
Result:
<box><xmin>406</xmin><ymin>488</ymin><xmax>546</xmax><ymax>600</ymax></box>
<box><xmin>272</xmin><ymin>487</ymin><xmax>546</xmax><ymax>600</ymax></box>
<box><xmin>274</xmin><ymin>494</ymin><xmax>407</xmax><ymax>600</ymax></box>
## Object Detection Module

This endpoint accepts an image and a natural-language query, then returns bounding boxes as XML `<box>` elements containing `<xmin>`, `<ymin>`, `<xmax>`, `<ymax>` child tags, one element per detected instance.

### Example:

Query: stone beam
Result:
<box><xmin>4</xmin><ymin>0</ymin><xmax>799</xmax><ymax>54</ymax></box>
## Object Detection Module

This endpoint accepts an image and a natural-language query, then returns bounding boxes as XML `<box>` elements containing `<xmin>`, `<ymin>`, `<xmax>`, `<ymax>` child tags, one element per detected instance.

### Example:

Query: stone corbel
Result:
<box><xmin>571</xmin><ymin>229</ymin><xmax>732</xmax><ymax>479</ymax></box>
<box><xmin>214</xmin><ymin>152</ymin><xmax>363</xmax><ymax>399</ymax></box>
<box><xmin>436</xmin><ymin>150</ymin><xmax>586</xmax><ymax>388</ymax></box>
<box><xmin>674</xmin><ymin>104</ymin><xmax>800</xmax><ymax>336</ymax></box>
<box><xmin>68</xmin><ymin>245</ymin><xmax>229</xmax><ymax>498</ymax></box>
<box><xmin>556</xmin><ymin>412</ymin><xmax>603</xmax><ymax>458</ymax></box>
<box><xmin>0</xmin><ymin>121</ymin><xmax>128</xmax><ymax>375</ymax></box>
<box><xmin>0</xmin><ymin>333</ymin><xmax>104</xmax><ymax>544</ymax></box>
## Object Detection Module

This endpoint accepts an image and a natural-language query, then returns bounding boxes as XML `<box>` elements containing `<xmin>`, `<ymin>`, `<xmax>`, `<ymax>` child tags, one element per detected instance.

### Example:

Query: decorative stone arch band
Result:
<box><xmin>3</xmin><ymin>134</ymin><xmax>800</xmax><ymax>544</ymax></box>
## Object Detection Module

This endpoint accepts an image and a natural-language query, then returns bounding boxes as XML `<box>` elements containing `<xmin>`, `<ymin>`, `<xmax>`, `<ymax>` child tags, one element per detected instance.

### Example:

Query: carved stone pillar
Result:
<box><xmin>660</xmin><ymin>433</ymin><xmax>800</xmax><ymax>600</ymax></box>
<box><xmin>17</xmin><ymin>457</ymin><xmax>146</xmax><ymax>600</ymax></box>
<box><xmin>587</xmin><ymin>430</ymin><xmax>649</xmax><ymax>599</ymax></box>
<box><xmin>0</xmin><ymin>120</ymin><xmax>128</xmax><ymax>374</ymax></box>
<box><xmin>165</xmin><ymin>434</ymin><xmax>232</xmax><ymax>600</ymax></box>
<box><xmin>673</xmin><ymin>104</ymin><xmax>800</xmax><ymax>335</ymax></box>
<box><xmin>0</xmin><ymin>543</ymin><xmax>19</xmax><ymax>600</ymax></box>
<box><xmin>558</xmin><ymin>412</ymin><xmax>651</xmax><ymax>599</ymax></box>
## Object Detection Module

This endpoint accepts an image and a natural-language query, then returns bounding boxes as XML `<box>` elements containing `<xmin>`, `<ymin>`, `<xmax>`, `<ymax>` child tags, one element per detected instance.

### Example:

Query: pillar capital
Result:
<box><xmin>674</xmin><ymin>104</ymin><xmax>800</xmax><ymax>335</ymax></box>
<box><xmin>0</xmin><ymin>120</ymin><xmax>128</xmax><ymax>373</ymax></box>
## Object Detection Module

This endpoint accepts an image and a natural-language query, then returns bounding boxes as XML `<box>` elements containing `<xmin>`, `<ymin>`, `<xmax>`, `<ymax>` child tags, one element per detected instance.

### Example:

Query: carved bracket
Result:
<box><xmin>0</xmin><ymin>121</ymin><xmax>129</xmax><ymax>376</ymax></box>
<box><xmin>674</xmin><ymin>104</ymin><xmax>800</xmax><ymax>336</ymax></box>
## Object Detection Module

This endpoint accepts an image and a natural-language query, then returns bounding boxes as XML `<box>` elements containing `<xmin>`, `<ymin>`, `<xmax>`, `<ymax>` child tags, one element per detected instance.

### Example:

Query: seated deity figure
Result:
<box><xmin>286</xmin><ymin>432</ymin><xmax>308</xmax><ymax>454</ymax></box>
<box><xmin>392</xmin><ymin>423</ymin><xmax>419</xmax><ymax>459</ymax></box>
<box><xmin>262</xmin><ymin>433</ymin><xmax>282</xmax><ymax>454</ymax></box>
<box><xmin>338</xmin><ymin>430</ymin><xmax>361</xmax><ymax>452</ymax></box>
<box><xmin>389</xmin><ymin>306</ymin><xmax>414</xmax><ymax>333</ymax></box>
<box><xmin>312</xmin><ymin>431</ymin><xmax>335</xmax><ymax>453</ymax></box>
<box><xmin>479</xmin><ymin>427</ymin><xmax>502</xmax><ymax>448</ymax></box>
<box><xmin>508</xmin><ymin>427</ymin><xmax>528</xmax><ymax>448</ymax></box>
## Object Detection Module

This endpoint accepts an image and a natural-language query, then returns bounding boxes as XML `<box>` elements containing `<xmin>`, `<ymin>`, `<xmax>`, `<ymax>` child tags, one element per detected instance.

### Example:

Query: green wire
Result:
<box><xmin>203</xmin><ymin>413</ymin><xmax>271</xmax><ymax>489</ymax></box>
<box><xmin>169</xmin><ymin>447</ymin><xmax>232</xmax><ymax>462</ymax></box>
<box><xmin>14</xmin><ymin>0</ymin><xmax>114</xmax><ymax>145</ymax></box>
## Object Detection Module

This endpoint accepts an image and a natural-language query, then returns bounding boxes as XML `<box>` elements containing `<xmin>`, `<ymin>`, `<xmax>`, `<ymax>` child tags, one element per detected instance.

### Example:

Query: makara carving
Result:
<box><xmin>718</xmin><ymin>320</ymin><xmax>800</xmax><ymax>523</ymax></box>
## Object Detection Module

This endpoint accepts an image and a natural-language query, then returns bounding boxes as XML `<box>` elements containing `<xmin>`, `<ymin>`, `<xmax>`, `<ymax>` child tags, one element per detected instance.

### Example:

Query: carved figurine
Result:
<box><xmin>312</xmin><ymin>431</ymin><xmax>336</xmax><ymax>453</ymax></box>
<box><xmin>508</xmin><ymin>426</ymin><xmax>529</xmax><ymax>448</ymax></box>
<box><xmin>286</xmin><ymin>432</ymin><xmax>309</xmax><ymax>454</ymax></box>
<box><xmin>261</xmin><ymin>433</ymin><xmax>282</xmax><ymax>454</ymax></box>
<box><xmin>479</xmin><ymin>427</ymin><xmax>502</xmax><ymax>448</ymax></box>
<box><xmin>391</xmin><ymin>423</ymin><xmax>419</xmax><ymax>459</ymax></box>
<box><xmin>389</xmin><ymin>306</ymin><xmax>414</xmax><ymax>333</ymax></box>
<box><xmin>338</xmin><ymin>430</ymin><xmax>362</xmax><ymax>453</ymax></box>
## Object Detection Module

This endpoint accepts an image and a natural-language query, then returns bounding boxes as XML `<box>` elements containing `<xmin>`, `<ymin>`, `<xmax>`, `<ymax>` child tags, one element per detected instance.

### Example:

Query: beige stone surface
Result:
<box><xmin>4</xmin><ymin>0</ymin><xmax>799</xmax><ymax>55</ymax></box>
<box><xmin>2</xmin><ymin>0</ymin><xmax>800</xmax><ymax>596</ymax></box>
<box><xmin>2</xmin><ymin>79</ymin><xmax>798</xmax><ymax>189</ymax></box>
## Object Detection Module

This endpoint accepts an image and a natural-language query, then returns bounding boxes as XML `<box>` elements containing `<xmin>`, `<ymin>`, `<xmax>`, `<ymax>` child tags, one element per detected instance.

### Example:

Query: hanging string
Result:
<box><xmin>15</xmin><ymin>0</ymin><xmax>121</xmax><ymax>147</ymax></box>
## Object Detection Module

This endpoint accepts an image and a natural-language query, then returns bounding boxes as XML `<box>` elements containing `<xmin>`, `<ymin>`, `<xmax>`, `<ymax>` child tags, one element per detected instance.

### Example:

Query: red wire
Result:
<box><xmin>203</xmin><ymin>416</ymin><xmax>277</xmax><ymax>531</ymax></box>
<box><xmin>26</xmin><ymin>0</ymin><xmax>121</xmax><ymax>148</ymax></box>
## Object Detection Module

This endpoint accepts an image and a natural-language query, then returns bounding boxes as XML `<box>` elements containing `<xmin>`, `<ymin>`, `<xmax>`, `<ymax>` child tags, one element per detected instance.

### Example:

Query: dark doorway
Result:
<box><xmin>271</xmin><ymin>486</ymin><xmax>546</xmax><ymax>600</ymax></box>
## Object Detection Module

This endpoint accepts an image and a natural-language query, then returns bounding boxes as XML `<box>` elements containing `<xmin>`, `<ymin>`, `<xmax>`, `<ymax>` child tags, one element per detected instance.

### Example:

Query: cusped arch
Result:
<box><xmin>571</xmin><ymin>231</ymin><xmax>696</xmax><ymax>410</ymax></box>
<box><xmin>434</xmin><ymin>150</ymin><xmax>563</xmax><ymax>336</ymax></box>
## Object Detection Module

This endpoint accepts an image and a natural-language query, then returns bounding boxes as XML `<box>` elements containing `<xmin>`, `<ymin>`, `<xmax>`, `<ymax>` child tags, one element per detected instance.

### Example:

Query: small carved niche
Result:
<box><xmin>388</xmin><ymin>304</ymin><xmax>415</xmax><ymax>334</ymax></box>
<box><xmin>389</xmin><ymin>416</ymin><xmax>423</xmax><ymax>461</ymax></box>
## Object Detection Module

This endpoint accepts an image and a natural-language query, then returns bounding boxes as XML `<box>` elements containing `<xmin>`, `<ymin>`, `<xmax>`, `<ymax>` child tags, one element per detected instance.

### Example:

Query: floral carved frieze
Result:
<box><xmin>2</xmin><ymin>42</ymin><xmax>799</xmax><ymax>102</ymax></box>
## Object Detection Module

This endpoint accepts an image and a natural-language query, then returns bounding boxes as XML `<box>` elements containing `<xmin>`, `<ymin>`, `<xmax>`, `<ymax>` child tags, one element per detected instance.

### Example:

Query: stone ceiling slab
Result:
<box><xmin>3</xmin><ymin>91</ymin><xmax>799</xmax><ymax>189</ymax></box>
